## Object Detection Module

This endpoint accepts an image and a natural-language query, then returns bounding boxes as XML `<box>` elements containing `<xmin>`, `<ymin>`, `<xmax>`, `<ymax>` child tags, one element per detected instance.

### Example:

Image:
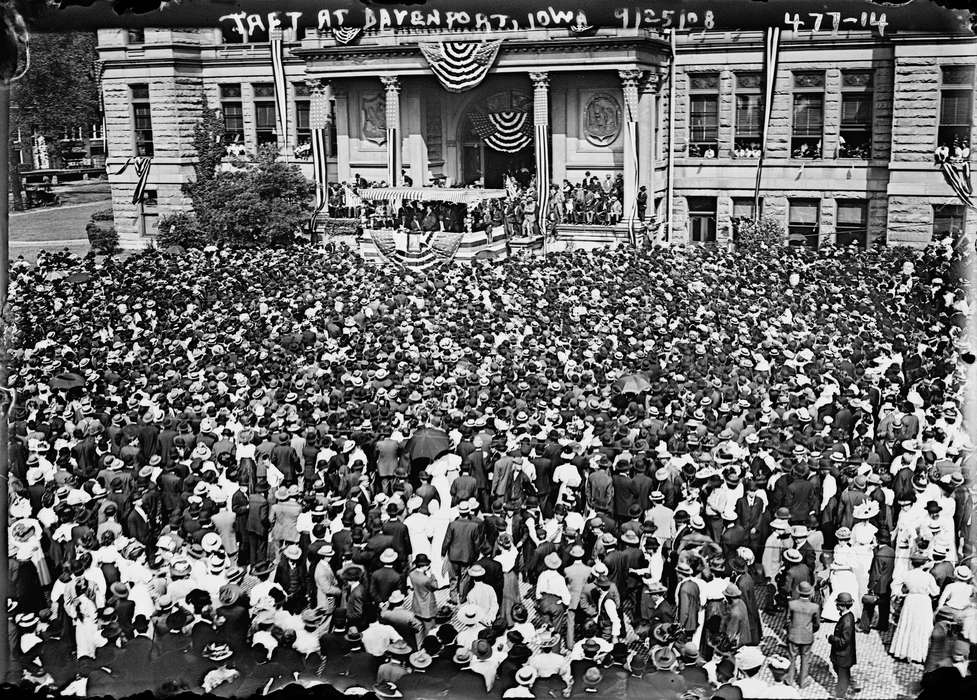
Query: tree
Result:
<box><xmin>188</xmin><ymin>100</ymin><xmax>226</xmax><ymax>184</ymax></box>
<box><xmin>188</xmin><ymin>144</ymin><xmax>314</xmax><ymax>246</ymax></box>
<box><xmin>733</xmin><ymin>215</ymin><xmax>787</xmax><ymax>249</ymax></box>
<box><xmin>9</xmin><ymin>32</ymin><xmax>100</xmax><ymax>209</ymax></box>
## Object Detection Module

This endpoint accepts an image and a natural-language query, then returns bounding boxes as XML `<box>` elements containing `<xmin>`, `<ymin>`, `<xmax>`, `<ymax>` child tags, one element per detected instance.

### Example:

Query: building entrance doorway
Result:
<box><xmin>458</xmin><ymin>88</ymin><xmax>535</xmax><ymax>188</ymax></box>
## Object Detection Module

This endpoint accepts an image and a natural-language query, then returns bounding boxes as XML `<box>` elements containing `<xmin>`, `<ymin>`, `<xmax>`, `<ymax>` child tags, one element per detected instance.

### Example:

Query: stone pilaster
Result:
<box><xmin>639</xmin><ymin>72</ymin><xmax>666</xmax><ymax>222</ymax></box>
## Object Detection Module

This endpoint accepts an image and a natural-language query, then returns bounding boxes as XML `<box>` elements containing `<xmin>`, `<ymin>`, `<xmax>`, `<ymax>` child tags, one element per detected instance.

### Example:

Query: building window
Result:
<box><xmin>688</xmin><ymin>196</ymin><xmax>717</xmax><ymax>243</ymax></box>
<box><xmin>131</xmin><ymin>84</ymin><xmax>154</xmax><ymax>157</ymax></box>
<box><xmin>788</xmin><ymin>198</ymin><xmax>820</xmax><ymax>246</ymax></box>
<box><xmin>688</xmin><ymin>73</ymin><xmax>719</xmax><ymax>158</ymax></box>
<box><xmin>219</xmin><ymin>84</ymin><xmax>244</xmax><ymax>145</ymax></box>
<box><xmin>836</xmin><ymin>200</ymin><xmax>868</xmax><ymax>247</ymax></box>
<box><xmin>294</xmin><ymin>82</ymin><xmax>311</xmax><ymax>158</ymax></box>
<box><xmin>142</xmin><ymin>189</ymin><xmax>158</xmax><ymax>207</ymax></box>
<box><xmin>253</xmin><ymin>84</ymin><xmax>278</xmax><ymax>146</ymax></box>
<box><xmin>933</xmin><ymin>203</ymin><xmax>966</xmax><ymax>239</ymax></box>
<box><xmin>939</xmin><ymin>65</ymin><xmax>974</xmax><ymax>152</ymax></box>
<box><xmin>126</xmin><ymin>29</ymin><xmax>145</xmax><ymax>45</ymax></box>
<box><xmin>791</xmin><ymin>71</ymin><xmax>824</xmax><ymax>159</ymax></box>
<box><xmin>839</xmin><ymin>70</ymin><xmax>873</xmax><ymax>159</ymax></box>
<box><xmin>734</xmin><ymin>73</ymin><xmax>763</xmax><ymax>158</ymax></box>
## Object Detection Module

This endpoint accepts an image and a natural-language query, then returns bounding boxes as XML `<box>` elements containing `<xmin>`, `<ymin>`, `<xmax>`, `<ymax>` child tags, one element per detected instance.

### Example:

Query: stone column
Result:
<box><xmin>619</xmin><ymin>69</ymin><xmax>642</xmax><ymax>227</ymax></box>
<box><xmin>639</xmin><ymin>72</ymin><xmax>666</xmax><ymax>223</ymax></box>
<box><xmin>380</xmin><ymin>75</ymin><xmax>401</xmax><ymax>186</ymax></box>
<box><xmin>332</xmin><ymin>84</ymin><xmax>351</xmax><ymax>183</ymax></box>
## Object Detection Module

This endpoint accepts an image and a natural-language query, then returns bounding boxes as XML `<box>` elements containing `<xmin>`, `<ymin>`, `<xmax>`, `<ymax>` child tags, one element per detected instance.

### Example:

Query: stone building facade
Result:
<box><xmin>97</xmin><ymin>25</ymin><xmax>975</xmax><ymax>248</ymax></box>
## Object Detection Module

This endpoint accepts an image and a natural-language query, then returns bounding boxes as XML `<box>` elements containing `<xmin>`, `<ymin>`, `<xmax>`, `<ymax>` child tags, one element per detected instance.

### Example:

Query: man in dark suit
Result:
<box><xmin>246</xmin><ymin>485</ymin><xmax>270</xmax><ymax>565</ymax></box>
<box><xmin>441</xmin><ymin>501</ymin><xmax>482</xmax><ymax>604</ymax></box>
<box><xmin>676</xmin><ymin>563</ymin><xmax>701</xmax><ymax>641</ymax></box>
<box><xmin>612</xmin><ymin>462</ymin><xmax>637</xmax><ymax>524</ymax></box>
<box><xmin>370</xmin><ymin>548</ymin><xmax>404</xmax><ymax>605</ymax></box>
<box><xmin>780</xmin><ymin>548</ymin><xmax>812</xmax><ymax>600</ymax></box>
<box><xmin>860</xmin><ymin>528</ymin><xmax>895</xmax><ymax>633</ymax></box>
<box><xmin>125</xmin><ymin>495</ymin><xmax>152</xmax><ymax>544</ymax></box>
<box><xmin>828</xmin><ymin>592</ymin><xmax>857</xmax><ymax>698</ymax></box>
<box><xmin>720</xmin><ymin>511</ymin><xmax>747</xmax><ymax>560</ymax></box>
<box><xmin>786</xmin><ymin>580</ymin><xmax>820</xmax><ymax>688</ymax></box>
<box><xmin>734</xmin><ymin>480</ymin><xmax>766</xmax><ymax>561</ymax></box>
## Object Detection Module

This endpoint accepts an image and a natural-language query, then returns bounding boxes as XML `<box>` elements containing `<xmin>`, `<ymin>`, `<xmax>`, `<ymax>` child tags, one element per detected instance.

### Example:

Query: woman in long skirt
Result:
<box><xmin>889</xmin><ymin>553</ymin><xmax>939</xmax><ymax>663</ymax></box>
<box><xmin>822</xmin><ymin>548</ymin><xmax>862</xmax><ymax>621</ymax></box>
<box><xmin>495</xmin><ymin>533</ymin><xmax>521</xmax><ymax>626</ymax></box>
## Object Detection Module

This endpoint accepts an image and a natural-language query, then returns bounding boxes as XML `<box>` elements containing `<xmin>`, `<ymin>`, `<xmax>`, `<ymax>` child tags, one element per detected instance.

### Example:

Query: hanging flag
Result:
<box><xmin>419</xmin><ymin>40</ymin><xmax>503</xmax><ymax>93</ymax></box>
<box><xmin>114</xmin><ymin>156</ymin><xmax>153</xmax><ymax>205</ymax></box>
<box><xmin>386</xmin><ymin>126</ymin><xmax>398</xmax><ymax>186</ymax></box>
<box><xmin>270</xmin><ymin>35</ymin><xmax>289</xmax><ymax>156</ymax></box>
<box><xmin>469</xmin><ymin>111</ymin><xmax>532</xmax><ymax>153</ymax></box>
<box><xmin>332</xmin><ymin>27</ymin><xmax>362</xmax><ymax>45</ymax></box>
<box><xmin>752</xmin><ymin>25</ymin><xmax>781</xmax><ymax>216</ymax></box>
<box><xmin>535</xmin><ymin>122</ymin><xmax>551</xmax><ymax>237</ymax></box>
<box><xmin>936</xmin><ymin>154</ymin><xmax>976</xmax><ymax>209</ymax></box>
<box><xmin>625</xmin><ymin>119</ymin><xmax>639</xmax><ymax>246</ymax></box>
<box><xmin>308</xmin><ymin>83</ymin><xmax>331</xmax><ymax>235</ymax></box>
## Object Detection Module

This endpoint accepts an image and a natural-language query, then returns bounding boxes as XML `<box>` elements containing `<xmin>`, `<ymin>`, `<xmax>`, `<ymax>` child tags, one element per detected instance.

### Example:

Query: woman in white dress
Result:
<box><xmin>822</xmin><ymin>529</ymin><xmax>861</xmax><ymax>621</ymax></box>
<box><xmin>889</xmin><ymin>553</ymin><xmax>939</xmax><ymax>663</ymax></box>
<box><xmin>427</xmin><ymin>499</ymin><xmax>454</xmax><ymax>588</ymax></box>
<box><xmin>850</xmin><ymin>503</ymin><xmax>879</xmax><ymax>608</ymax></box>
<box><xmin>892</xmin><ymin>499</ymin><xmax>920</xmax><ymax>582</ymax></box>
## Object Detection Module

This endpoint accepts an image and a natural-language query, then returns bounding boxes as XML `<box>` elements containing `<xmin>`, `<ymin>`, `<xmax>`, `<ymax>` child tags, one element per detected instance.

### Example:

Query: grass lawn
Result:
<box><xmin>8</xmin><ymin>181</ymin><xmax>112</xmax><ymax>259</ymax></box>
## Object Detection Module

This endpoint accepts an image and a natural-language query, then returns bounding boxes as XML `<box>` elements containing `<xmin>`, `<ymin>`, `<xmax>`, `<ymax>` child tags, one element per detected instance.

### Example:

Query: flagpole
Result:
<box><xmin>0</xmin><ymin>78</ymin><xmax>11</xmax><ymax>683</ymax></box>
<box><xmin>665</xmin><ymin>29</ymin><xmax>676</xmax><ymax>244</ymax></box>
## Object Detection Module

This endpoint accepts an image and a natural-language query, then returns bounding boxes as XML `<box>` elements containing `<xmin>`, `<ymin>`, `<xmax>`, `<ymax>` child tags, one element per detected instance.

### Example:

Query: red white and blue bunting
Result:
<box><xmin>419</xmin><ymin>40</ymin><xmax>503</xmax><ymax>93</ymax></box>
<box><xmin>936</xmin><ymin>151</ymin><xmax>975</xmax><ymax>209</ymax></box>
<box><xmin>535</xmin><ymin>122</ymin><xmax>551</xmax><ymax>237</ymax></box>
<box><xmin>469</xmin><ymin>111</ymin><xmax>532</xmax><ymax>153</ymax></box>
<box><xmin>370</xmin><ymin>230</ymin><xmax>461</xmax><ymax>272</ymax></box>
<box><xmin>269</xmin><ymin>36</ymin><xmax>289</xmax><ymax>159</ymax></box>
<box><xmin>114</xmin><ymin>156</ymin><xmax>153</xmax><ymax>205</ymax></box>
<box><xmin>332</xmin><ymin>28</ymin><xmax>363</xmax><ymax>45</ymax></box>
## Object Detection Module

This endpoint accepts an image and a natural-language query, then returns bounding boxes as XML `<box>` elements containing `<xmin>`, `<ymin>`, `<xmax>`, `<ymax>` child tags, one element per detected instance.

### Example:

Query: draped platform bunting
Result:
<box><xmin>369</xmin><ymin>230</ymin><xmax>462</xmax><ymax>272</ymax></box>
<box><xmin>469</xmin><ymin>111</ymin><xmax>532</xmax><ymax>153</ymax></box>
<box><xmin>308</xmin><ymin>85</ymin><xmax>330</xmax><ymax>234</ymax></box>
<box><xmin>936</xmin><ymin>152</ymin><xmax>976</xmax><ymax>209</ymax></box>
<box><xmin>419</xmin><ymin>40</ymin><xmax>503</xmax><ymax>93</ymax></box>
<box><xmin>332</xmin><ymin>27</ymin><xmax>362</xmax><ymax>45</ymax></box>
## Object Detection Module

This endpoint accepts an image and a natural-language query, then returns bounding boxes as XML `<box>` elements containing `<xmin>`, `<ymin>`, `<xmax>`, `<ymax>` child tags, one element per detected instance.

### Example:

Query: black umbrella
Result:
<box><xmin>407</xmin><ymin>427</ymin><xmax>452</xmax><ymax>462</ymax></box>
<box><xmin>65</xmin><ymin>272</ymin><xmax>92</xmax><ymax>284</ymax></box>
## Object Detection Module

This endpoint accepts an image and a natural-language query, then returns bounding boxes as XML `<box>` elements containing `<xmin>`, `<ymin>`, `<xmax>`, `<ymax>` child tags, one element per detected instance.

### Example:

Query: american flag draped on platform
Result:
<box><xmin>535</xmin><ymin>123</ymin><xmax>551</xmax><ymax>238</ymax></box>
<box><xmin>270</xmin><ymin>35</ymin><xmax>289</xmax><ymax>158</ymax></box>
<box><xmin>469</xmin><ymin>111</ymin><xmax>532</xmax><ymax>153</ymax></box>
<box><xmin>418</xmin><ymin>40</ymin><xmax>503</xmax><ymax>93</ymax></box>
<box><xmin>113</xmin><ymin>156</ymin><xmax>153</xmax><ymax>205</ymax></box>
<box><xmin>371</xmin><ymin>230</ymin><xmax>460</xmax><ymax>272</ymax></box>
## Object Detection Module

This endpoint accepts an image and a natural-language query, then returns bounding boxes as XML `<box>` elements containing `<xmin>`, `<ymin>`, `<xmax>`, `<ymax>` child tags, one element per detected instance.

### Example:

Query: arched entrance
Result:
<box><xmin>458</xmin><ymin>89</ymin><xmax>535</xmax><ymax>189</ymax></box>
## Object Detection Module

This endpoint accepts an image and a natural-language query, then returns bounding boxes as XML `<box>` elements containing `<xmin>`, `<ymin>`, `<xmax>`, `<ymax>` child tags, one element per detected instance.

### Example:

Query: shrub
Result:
<box><xmin>733</xmin><ymin>215</ymin><xmax>787</xmax><ymax>249</ymax></box>
<box><xmin>156</xmin><ymin>212</ymin><xmax>208</xmax><ymax>249</ymax></box>
<box><xmin>85</xmin><ymin>211</ymin><xmax>119</xmax><ymax>255</ymax></box>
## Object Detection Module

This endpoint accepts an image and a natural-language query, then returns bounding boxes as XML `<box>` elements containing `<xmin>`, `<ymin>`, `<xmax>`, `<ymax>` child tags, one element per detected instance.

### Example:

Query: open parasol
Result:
<box><xmin>613</xmin><ymin>372</ymin><xmax>652</xmax><ymax>395</ymax></box>
<box><xmin>65</xmin><ymin>272</ymin><xmax>92</xmax><ymax>284</ymax></box>
<box><xmin>48</xmin><ymin>372</ymin><xmax>87</xmax><ymax>390</ymax></box>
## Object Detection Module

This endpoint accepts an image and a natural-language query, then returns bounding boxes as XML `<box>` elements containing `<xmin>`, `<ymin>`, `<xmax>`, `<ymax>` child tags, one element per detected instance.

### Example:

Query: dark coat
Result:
<box><xmin>735</xmin><ymin>572</ymin><xmax>762</xmax><ymax>645</ymax></box>
<box><xmin>828</xmin><ymin>610</ymin><xmax>857</xmax><ymax>668</ymax></box>
<box><xmin>724</xmin><ymin>598</ymin><xmax>752</xmax><ymax>647</ymax></box>
<box><xmin>441</xmin><ymin>517</ymin><xmax>482</xmax><ymax>564</ymax></box>
<box><xmin>869</xmin><ymin>544</ymin><xmax>895</xmax><ymax>596</ymax></box>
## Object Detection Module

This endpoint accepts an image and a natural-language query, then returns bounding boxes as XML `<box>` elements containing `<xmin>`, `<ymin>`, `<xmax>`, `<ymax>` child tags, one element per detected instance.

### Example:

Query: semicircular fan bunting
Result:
<box><xmin>469</xmin><ymin>111</ymin><xmax>533</xmax><ymax>153</ymax></box>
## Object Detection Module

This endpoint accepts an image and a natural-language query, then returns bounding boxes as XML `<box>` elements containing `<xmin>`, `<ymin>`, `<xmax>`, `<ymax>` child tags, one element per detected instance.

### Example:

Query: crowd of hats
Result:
<box><xmin>1</xmin><ymin>231</ymin><xmax>972</xmax><ymax>696</ymax></box>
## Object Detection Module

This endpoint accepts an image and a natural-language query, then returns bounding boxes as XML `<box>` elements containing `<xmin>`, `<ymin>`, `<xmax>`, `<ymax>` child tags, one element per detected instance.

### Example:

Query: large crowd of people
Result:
<box><xmin>3</xmin><ymin>232</ymin><xmax>976</xmax><ymax>699</ymax></box>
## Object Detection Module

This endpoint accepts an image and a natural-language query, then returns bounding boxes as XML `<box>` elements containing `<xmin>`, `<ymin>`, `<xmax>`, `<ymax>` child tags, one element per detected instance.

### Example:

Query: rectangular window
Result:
<box><xmin>127</xmin><ymin>29</ymin><xmax>145</xmax><ymax>45</ymax></box>
<box><xmin>788</xmin><ymin>198</ymin><xmax>820</xmax><ymax>247</ymax></box>
<box><xmin>734</xmin><ymin>72</ymin><xmax>763</xmax><ymax>157</ymax></box>
<box><xmin>933</xmin><ymin>203</ymin><xmax>966</xmax><ymax>238</ymax></box>
<box><xmin>836</xmin><ymin>200</ymin><xmax>868</xmax><ymax>247</ymax></box>
<box><xmin>142</xmin><ymin>189</ymin><xmax>158</xmax><ymax>207</ymax></box>
<box><xmin>219</xmin><ymin>84</ymin><xmax>244</xmax><ymax>144</ymax></box>
<box><xmin>792</xmin><ymin>71</ymin><xmax>824</xmax><ymax>158</ymax></box>
<box><xmin>688</xmin><ymin>196</ymin><xmax>717</xmax><ymax>243</ymax></box>
<box><xmin>131</xmin><ymin>83</ymin><xmax>154</xmax><ymax>157</ymax></box>
<box><xmin>939</xmin><ymin>66</ymin><xmax>974</xmax><ymax>151</ymax></box>
<box><xmin>688</xmin><ymin>73</ymin><xmax>719</xmax><ymax>158</ymax></box>
<box><xmin>839</xmin><ymin>70</ymin><xmax>873</xmax><ymax>159</ymax></box>
<box><xmin>253</xmin><ymin>83</ymin><xmax>277</xmax><ymax>146</ymax></box>
<box><xmin>294</xmin><ymin>82</ymin><xmax>311</xmax><ymax>157</ymax></box>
